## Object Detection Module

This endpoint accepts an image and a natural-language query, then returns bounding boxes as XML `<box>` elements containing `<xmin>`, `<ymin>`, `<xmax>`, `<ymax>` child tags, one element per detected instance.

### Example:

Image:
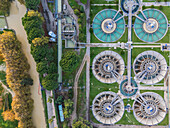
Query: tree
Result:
<box><xmin>20</xmin><ymin>77</ymin><xmax>33</xmax><ymax>86</ymax></box>
<box><xmin>48</xmin><ymin>62</ymin><xmax>57</xmax><ymax>74</ymax></box>
<box><xmin>74</xmin><ymin>9</ymin><xmax>80</xmax><ymax>16</ymax></box>
<box><xmin>72</xmin><ymin>117</ymin><xmax>93</xmax><ymax>128</ymax></box>
<box><xmin>55</xmin><ymin>95</ymin><xmax>63</xmax><ymax>105</ymax></box>
<box><xmin>23</xmin><ymin>19</ymin><xmax>43</xmax><ymax>35</ymax></box>
<box><xmin>44</xmin><ymin>73</ymin><xmax>58</xmax><ymax>81</ymax></box>
<box><xmin>143</xmin><ymin>5</ymin><xmax>146</xmax><ymax>10</ymax></box>
<box><xmin>60</xmin><ymin>51</ymin><xmax>80</xmax><ymax>73</ymax></box>
<box><xmin>0</xmin><ymin>109</ymin><xmax>18</xmax><ymax>128</ymax></box>
<box><xmin>48</xmin><ymin>116</ymin><xmax>55</xmax><ymax>124</ymax></box>
<box><xmin>27</xmin><ymin>27</ymin><xmax>44</xmax><ymax>43</ymax></box>
<box><xmin>18</xmin><ymin>0</ymin><xmax>25</xmax><ymax>5</ymax></box>
<box><xmin>2</xmin><ymin>110</ymin><xmax>15</xmax><ymax>122</ymax></box>
<box><xmin>159</xmin><ymin>5</ymin><xmax>163</xmax><ymax>10</ymax></box>
<box><xmin>151</xmin><ymin>5</ymin><xmax>155</xmax><ymax>8</ymax></box>
<box><xmin>25</xmin><ymin>0</ymin><xmax>40</xmax><ymax>10</ymax></box>
<box><xmin>47</xmin><ymin>96</ymin><xmax>53</xmax><ymax>103</ymax></box>
<box><xmin>0</xmin><ymin>31</ymin><xmax>34</xmax><ymax>127</ymax></box>
<box><xmin>0</xmin><ymin>0</ymin><xmax>11</xmax><ymax>16</ymax></box>
<box><xmin>31</xmin><ymin>44</ymin><xmax>49</xmax><ymax>63</ymax></box>
<box><xmin>36</xmin><ymin>61</ymin><xmax>48</xmax><ymax>75</ymax></box>
<box><xmin>42</xmin><ymin>79</ymin><xmax>57</xmax><ymax>90</ymax></box>
<box><xmin>32</xmin><ymin>36</ymin><xmax>49</xmax><ymax>46</ymax></box>
<box><xmin>63</xmin><ymin>99</ymin><xmax>73</xmax><ymax>119</ymax></box>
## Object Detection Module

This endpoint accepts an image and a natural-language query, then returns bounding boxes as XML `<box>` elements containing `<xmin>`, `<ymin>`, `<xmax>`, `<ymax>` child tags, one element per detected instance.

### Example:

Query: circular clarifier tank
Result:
<box><xmin>133</xmin><ymin>51</ymin><xmax>167</xmax><ymax>85</ymax></box>
<box><xmin>92</xmin><ymin>91</ymin><xmax>124</xmax><ymax>124</ymax></box>
<box><xmin>93</xmin><ymin>9</ymin><xmax>125</xmax><ymax>42</ymax></box>
<box><xmin>121</xmin><ymin>0</ymin><xmax>140</xmax><ymax>14</ymax></box>
<box><xmin>134</xmin><ymin>9</ymin><xmax>168</xmax><ymax>42</ymax></box>
<box><xmin>120</xmin><ymin>79</ymin><xmax>138</xmax><ymax>97</ymax></box>
<box><xmin>92</xmin><ymin>51</ymin><xmax>125</xmax><ymax>84</ymax></box>
<box><xmin>133</xmin><ymin>92</ymin><xmax>167</xmax><ymax>125</ymax></box>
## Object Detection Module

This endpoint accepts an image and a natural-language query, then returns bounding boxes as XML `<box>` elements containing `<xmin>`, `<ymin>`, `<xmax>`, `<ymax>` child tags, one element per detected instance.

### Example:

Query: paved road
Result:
<box><xmin>46</xmin><ymin>90</ymin><xmax>58</xmax><ymax>128</ymax></box>
<box><xmin>138</xmin><ymin>86</ymin><xmax>166</xmax><ymax>90</ymax></box>
<box><xmin>6</xmin><ymin>1</ymin><xmax>46</xmax><ymax>128</ymax></box>
<box><xmin>143</xmin><ymin>2</ymin><xmax>170</xmax><ymax>6</ymax></box>
<box><xmin>91</xmin><ymin>4</ymin><xmax>118</xmax><ymax>6</ymax></box>
<box><xmin>85</xmin><ymin>0</ymin><xmax>91</xmax><ymax>121</ymax></box>
<box><xmin>71</xmin><ymin>54</ymin><xmax>88</xmax><ymax>125</ymax></box>
<box><xmin>41</xmin><ymin>0</ymin><xmax>55</xmax><ymax>32</ymax></box>
<box><xmin>92</xmin><ymin>122</ymin><xmax>168</xmax><ymax>128</ymax></box>
<box><xmin>85</xmin><ymin>43</ymin><xmax>121</xmax><ymax>47</ymax></box>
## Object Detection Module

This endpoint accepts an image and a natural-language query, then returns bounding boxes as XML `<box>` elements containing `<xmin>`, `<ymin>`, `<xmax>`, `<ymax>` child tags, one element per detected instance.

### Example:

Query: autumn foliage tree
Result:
<box><xmin>22</xmin><ymin>10</ymin><xmax>44</xmax><ymax>44</ymax></box>
<box><xmin>0</xmin><ymin>31</ymin><xmax>34</xmax><ymax>128</ymax></box>
<box><xmin>2</xmin><ymin>110</ymin><xmax>15</xmax><ymax>122</ymax></box>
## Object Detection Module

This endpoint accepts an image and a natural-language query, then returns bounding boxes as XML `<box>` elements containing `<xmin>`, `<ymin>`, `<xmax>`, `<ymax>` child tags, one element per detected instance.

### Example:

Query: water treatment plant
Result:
<box><xmin>88</xmin><ymin>0</ymin><xmax>170</xmax><ymax>127</ymax></box>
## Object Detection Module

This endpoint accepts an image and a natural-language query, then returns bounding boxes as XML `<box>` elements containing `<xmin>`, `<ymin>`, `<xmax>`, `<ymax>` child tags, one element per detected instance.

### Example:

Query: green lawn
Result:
<box><xmin>77</xmin><ymin>66</ymin><xmax>86</xmax><ymax>118</ymax></box>
<box><xmin>0</xmin><ymin>17</ymin><xmax>6</xmax><ymax>28</ymax></box>
<box><xmin>80</xmin><ymin>0</ymin><xmax>87</xmax><ymax>4</ymax></box>
<box><xmin>91</xmin><ymin>0</ymin><xmax>118</xmax><ymax>4</ymax></box>
<box><xmin>41</xmin><ymin>90</ymin><xmax>49</xmax><ymax>128</ymax></box>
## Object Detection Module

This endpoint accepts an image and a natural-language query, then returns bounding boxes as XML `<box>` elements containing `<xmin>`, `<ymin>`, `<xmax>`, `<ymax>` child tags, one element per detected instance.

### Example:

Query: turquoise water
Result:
<box><xmin>134</xmin><ymin>9</ymin><xmax>168</xmax><ymax>43</ymax></box>
<box><xmin>93</xmin><ymin>9</ymin><xmax>125</xmax><ymax>42</ymax></box>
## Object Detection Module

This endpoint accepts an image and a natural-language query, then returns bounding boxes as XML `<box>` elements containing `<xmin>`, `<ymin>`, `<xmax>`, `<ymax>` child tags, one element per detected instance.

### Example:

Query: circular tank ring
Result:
<box><xmin>92</xmin><ymin>51</ymin><xmax>125</xmax><ymax>84</ymax></box>
<box><xmin>120</xmin><ymin>79</ymin><xmax>138</xmax><ymax>97</ymax></box>
<box><xmin>134</xmin><ymin>9</ymin><xmax>168</xmax><ymax>42</ymax></box>
<box><xmin>133</xmin><ymin>51</ymin><xmax>167</xmax><ymax>85</ymax></box>
<box><xmin>93</xmin><ymin>9</ymin><xmax>125</xmax><ymax>42</ymax></box>
<box><xmin>101</xmin><ymin>19</ymin><xmax>117</xmax><ymax>34</ymax></box>
<box><xmin>92</xmin><ymin>91</ymin><xmax>124</xmax><ymax>124</ymax></box>
<box><xmin>121</xmin><ymin>0</ymin><xmax>139</xmax><ymax>14</ymax></box>
<box><xmin>143</xmin><ymin>18</ymin><xmax>159</xmax><ymax>33</ymax></box>
<box><xmin>133</xmin><ymin>92</ymin><xmax>167</xmax><ymax>125</ymax></box>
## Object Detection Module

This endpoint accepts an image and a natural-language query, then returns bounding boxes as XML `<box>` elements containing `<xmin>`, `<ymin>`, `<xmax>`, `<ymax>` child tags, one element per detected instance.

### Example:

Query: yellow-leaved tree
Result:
<box><xmin>2</xmin><ymin>110</ymin><xmax>15</xmax><ymax>121</ymax></box>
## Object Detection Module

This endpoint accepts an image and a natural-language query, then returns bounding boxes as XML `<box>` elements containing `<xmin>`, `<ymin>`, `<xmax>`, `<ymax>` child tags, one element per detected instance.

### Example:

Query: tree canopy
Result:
<box><xmin>0</xmin><ymin>0</ymin><xmax>10</xmax><ymax>16</ymax></box>
<box><xmin>25</xmin><ymin>0</ymin><xmax>40</xmax><ymax>10</ymax></box>
<box><xmin>42</xmin><ymin>79</ymin><xmax>57</xmax><ymax>90</ymax></box>
<box><xmin>72</xmin><ymin>118</ymin><xmax>92</xmax><ymax>128</ymax></box>
<box><xmin>63</xmin><ymin>99</ymin><xmax>73</xmax><ymax>119</ymax></box>
<box><xmin>60</xmin><ymin>51</ymin><xmax>80</xmax><ymax>73</ymax></box>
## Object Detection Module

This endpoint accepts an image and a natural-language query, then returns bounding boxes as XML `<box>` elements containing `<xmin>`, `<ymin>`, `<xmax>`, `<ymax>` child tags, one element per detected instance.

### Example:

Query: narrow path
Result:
<box><xmin>0</xmin><ymin>81</ymin><xmax>15</xmax><ymax>97</ymax></box>
<box><xmin>71</xmin><ymin>54</ymin><xmax>88</xmax><ymax>125</ymax></box>
<box><xmin>6</xmin><ymin>1</ymin><xmax>46</xmax><ymax>128</ymax></box>
<box><xmin>46</xmin><ymin>90</ymin><xmax>58</xmax><ymax>128</ymax></box>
